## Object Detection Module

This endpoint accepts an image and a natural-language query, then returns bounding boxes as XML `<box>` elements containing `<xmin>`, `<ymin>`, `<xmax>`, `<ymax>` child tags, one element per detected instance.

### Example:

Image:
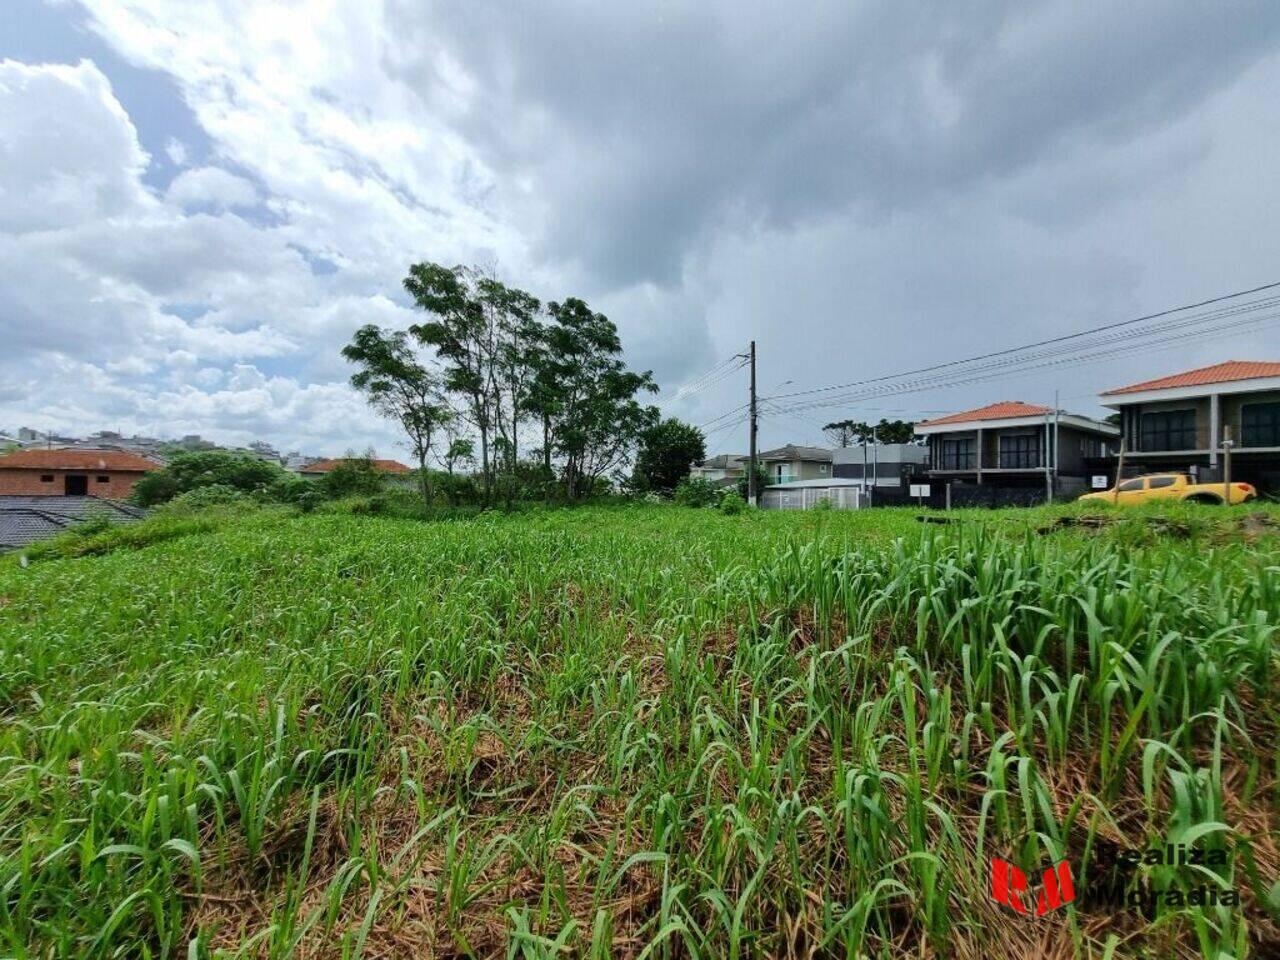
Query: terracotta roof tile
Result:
<box><xmin>1102</xmin><ymin>360</ymin><xmax>1280</xmax><ymax>395</ymax></box>
<box><xmin>0</xmin><ymin>449</ymin><xmax>159</xmax><ymax>472</ymax></box>
<box><xmin>918</xmin><ymin>401</ymin><xmax>1053</xmax><ymax>427</ymax></box>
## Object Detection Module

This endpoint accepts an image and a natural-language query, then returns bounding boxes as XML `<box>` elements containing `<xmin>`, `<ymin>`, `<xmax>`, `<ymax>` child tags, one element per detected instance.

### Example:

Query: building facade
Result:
<box><xmin>688</xmin><ymin>453</ymin><xmax>747</xmax><ymax>487</ymax></box>
<box><xmin>917</xmin><ymin>401</ymin><xmax>1118</xmax><ymax>495</ymax></box>
<box><xmin>0</xmin><ymin>449</ymin><xmax>159</xmax><ymax>498</ymax></box>
<box><xmin>757</xmin><ymin>444</ymin><xmax>834</xmax><ymax>485</ymax></box>
<box><xmin>1099</xmin><ymin>360</ymin><xmax>1280</xmax><ymax>493</ymax></box>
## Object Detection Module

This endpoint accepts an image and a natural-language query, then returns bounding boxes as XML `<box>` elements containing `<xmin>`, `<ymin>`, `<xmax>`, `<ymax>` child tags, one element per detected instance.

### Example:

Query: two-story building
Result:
<box><xmin>1099</xmin><ymin>360</ymin><xmax>1280</xmax><ymax>492</ymax></box>
<box><xmin>917</xmin><ymin>401</ymin><xmax>1118</xmax><ymax>495</ymax></box>
<box><xmin>757</xmin><ymin>444</ymin><xmax>833</xmax><ymax>485</ymax></box>
<box><xmin>688</xmin><ymin>453</ymin><xmax>748</xmax><ymax>487</ymax></box>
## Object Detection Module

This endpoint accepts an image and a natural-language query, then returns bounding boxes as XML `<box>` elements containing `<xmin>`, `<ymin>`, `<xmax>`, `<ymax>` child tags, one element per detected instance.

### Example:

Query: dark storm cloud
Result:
<box><xmin>388</xmin><ymin>1</ymin><xmax>1280</xmax><ymax>288</ymax></box>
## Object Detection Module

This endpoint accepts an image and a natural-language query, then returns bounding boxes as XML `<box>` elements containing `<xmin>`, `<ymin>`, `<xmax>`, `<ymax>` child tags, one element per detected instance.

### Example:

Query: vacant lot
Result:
<box><xmin>1</xmin><ymin>504</ymin><xmax>1278</xmax><ymax>958</ymax></box>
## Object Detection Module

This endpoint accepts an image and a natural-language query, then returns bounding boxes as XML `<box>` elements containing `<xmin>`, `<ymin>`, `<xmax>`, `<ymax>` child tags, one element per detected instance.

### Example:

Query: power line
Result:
<box><xmin>769</xmin><ymin>280</ymin><xmax>1280</xmax><ymax>403</ymax></box>
<box><xmin>767</xmin><ymin>301</ymin><xmax>1280</xmax><ymax>416</ymax></box>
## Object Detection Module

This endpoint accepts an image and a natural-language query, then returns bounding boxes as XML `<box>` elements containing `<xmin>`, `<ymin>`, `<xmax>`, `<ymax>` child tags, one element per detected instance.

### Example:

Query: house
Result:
<box><xmin>916</xmin><ymin>401</ymin><xmax>1118</xmax><ymax>495</ymax></box>
<box><xmin>757</xmin><ymin>444</ymin><xmax>834</xmax><ymax>485</ymax></box>
<box><xmin>0</xmin><ymin>448</ymin><xmax>160</xmax><ymax>498</ymax></box>
<box><xmin>1099</xmin><ymin>360</ymin><xmax>1280</xmax><ymax>493</ymax></box>
<box><xmin>299</xmin><ymin>457</ymin><xmax>413</xmax><ymax>478</ymax></box>
<box><xmin>831</xmin><ymin>443</ymin><xmax>929</xmax><ymax>487</ymax></box>
<box><xmin>689</xmin><ymin>453</ymin><xmax>747</xmax><ymax>487</ymax></box>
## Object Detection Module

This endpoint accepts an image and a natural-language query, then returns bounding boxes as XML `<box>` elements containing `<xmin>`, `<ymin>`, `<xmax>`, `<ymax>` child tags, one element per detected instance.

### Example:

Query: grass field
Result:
<box><xmin>2</xmin><ymin>502</ymin><xmax>1279</xmax><ymax>958</ymax></box>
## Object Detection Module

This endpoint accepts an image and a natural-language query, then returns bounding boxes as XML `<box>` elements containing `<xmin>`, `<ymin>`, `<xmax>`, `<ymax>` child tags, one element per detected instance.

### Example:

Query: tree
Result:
<box><xmin>131</xmin><ymin>450</ymin><xmax>287</xmax><ymax>506</ymax></box>
<box><xmin>405</xmin><ymin>263</ymin><xmax>541</xmax><ymax>505</ymax></box>
<box><xmin>443</xmin><ymin>437</ymin><xmax>474</xmax><ymax>475</ymax></box>
<box><xmin>634</xmin><ymin>418</ymin><xmax>706</xmax><ymax>494</ymax></box>
<box><xmin>342</xmin><ymin>324</ymin><xmax>452</xmax><ymax>507</ymax></box>
<box><xmin>823</xmin><ymin>418</ymin><xmax>920</xmax><ymax>446</ymax></box>
<box><xmin>319</xmin><ymin>452</ymin><xmax>385</xmax><ymax>499</ymax></box>
<box><xmin>540</xmin><ymin>298</ymin><xmax>659</xmax><ymax>499</ymax></box>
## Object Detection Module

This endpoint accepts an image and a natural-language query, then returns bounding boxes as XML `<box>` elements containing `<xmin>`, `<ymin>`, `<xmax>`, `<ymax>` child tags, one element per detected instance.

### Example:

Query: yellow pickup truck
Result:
<box><xmin>1080</xmin><ymin>473</ymin><xmax>1257</xmax><ymax>505</ymax></box>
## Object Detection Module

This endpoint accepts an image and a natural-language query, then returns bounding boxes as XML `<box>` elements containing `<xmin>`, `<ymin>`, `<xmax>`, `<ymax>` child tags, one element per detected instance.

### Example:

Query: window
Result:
<box><xmin>97</xmin><ymin>475</ymin><xmax>110</xmax><ymax>483</ymax></box>
<box><xmin>1119</xmin><ymin>478</ymin><xmax>1145</xmax><ymax>492</ymax></box>
<box><xmin>1140</xmin><ymin>410</ymin><xmax>1196</xmax><ymax>451</ymax></box>
<box><xmin>1241</xmin><ymin>402</ymin><xmax>1280</xmax><ymax>447</ymax></box>
<box><xmin>819</xmin><ymin>464</ymin><xmax>827</xmax><ymax>474</ymax></box>
<box><xmin>938</xmin><ymin>437</ymin><xmax>974</xmax><ymax>470</ymax></box>
<box><xmin>998</xmin><ymin>433</ymin><xmax>1041</xmax><ymax>468</ymax></box>
<box><xmin>40</xmin><ymin>474</ymin><xmax>54</xmax><ymax>482</ymax></box>
<box><xmin>1147</xmin><ymin>476</ymin><xmax>1177</xmax><ymax>489</ymax></box>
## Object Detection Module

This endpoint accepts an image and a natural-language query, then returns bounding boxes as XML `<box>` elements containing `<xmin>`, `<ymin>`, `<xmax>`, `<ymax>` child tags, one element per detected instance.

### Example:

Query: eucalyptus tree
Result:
<box><xmin>341</xmin><ymin>323</ymin><xmax>451</xmax><ymax>506</ymax></box>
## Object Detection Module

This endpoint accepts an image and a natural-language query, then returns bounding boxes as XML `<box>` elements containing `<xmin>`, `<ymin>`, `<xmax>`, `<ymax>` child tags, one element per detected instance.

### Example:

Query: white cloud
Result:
<box><xmin>166</xmin><ymin>166</ymin><xmax>257</xmax><ymax>210</ymax></box>
<box><xmin>0</xmin><ymin>55</ymin><xmax>416</xmax><ymax>453</ymax></box>
<box><xmin>0</xmin><ymin>58</ymin><xmax>152</xmax><ymax>232</ymax></box>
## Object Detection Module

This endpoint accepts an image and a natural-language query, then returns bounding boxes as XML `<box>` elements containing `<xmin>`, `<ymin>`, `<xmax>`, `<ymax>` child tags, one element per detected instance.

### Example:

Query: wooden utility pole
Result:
<box><xmin>748</xmin><ymin>340</ymin><xmax>758</xmax><ymax>506</ymax></box>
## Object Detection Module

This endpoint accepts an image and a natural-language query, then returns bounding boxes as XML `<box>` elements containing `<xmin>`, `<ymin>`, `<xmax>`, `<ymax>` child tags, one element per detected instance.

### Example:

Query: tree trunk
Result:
<box><xmin>418</xmin><ymin>449</ymin><xmax>431</xmax><ymax>508</ymax></box>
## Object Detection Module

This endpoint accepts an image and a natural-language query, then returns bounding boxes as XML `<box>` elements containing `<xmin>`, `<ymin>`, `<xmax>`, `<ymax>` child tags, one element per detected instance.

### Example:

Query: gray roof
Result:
<box><xmin>0</xmin><ymin>496</ymin><xmax>144</xmax><ymax>550</ymax></box>
<box><xmin>696</xmin><ymin>453</ymin><xmax>747</xmax><ymax>469</ymax></box>
<box><xmin>757</xmin><ymin>444</ymin><xmax>833</xmax><ymax>462</ymax></box>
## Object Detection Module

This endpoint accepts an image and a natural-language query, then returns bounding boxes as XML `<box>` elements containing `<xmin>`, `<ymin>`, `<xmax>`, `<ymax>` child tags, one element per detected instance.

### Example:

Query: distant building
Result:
<box><xmin>831</xmin><ymin>443</ymin><xmax>929</xmax><ymax>487</ymax></box>
<box><xmin>757</xmin><ymin>444</ymin><xmax>833</xmax><ymax>485</ymax></box>
<box><xmin>1099</xmin><ymin>359</ymin><xmax>1280</xmax><ymax>493</ymax></box>
<box><xmin>917</xmin><ymin>401</ymin><xmax>1118</xmax><ymax>496</ymax></box>
<box><xmin>0</xmin><ymin>449</ymin><xmax>160</xmax><ymax>498</ymax></box>
<box><xmin>689</xmin><ymin>453</ymin><xmax>747</xmax><ymax>487</ymax></box>
<box><xmin>298</xmin><ymin>458</ymin><xmax>412</xmax><ymax>477</ymax></box>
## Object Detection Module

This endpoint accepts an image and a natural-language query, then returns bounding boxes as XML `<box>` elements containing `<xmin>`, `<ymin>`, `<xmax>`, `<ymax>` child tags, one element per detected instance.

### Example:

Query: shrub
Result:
<box><xmin>162</xmin><ymin>484</ymin><xmax>251</xmax><ymax>513</ymax></box>
<box><xmin>674</xmin><ymin>477</ymin><xmax>719</xmax><ymax>508</ymax></box>
<box><xmin>318</xmin><ymin>458</ymin><xmax>386</xmax><ymax>499</ymax></box>
<box><xmin>132</xmin><ymin>451</ymin><xmax>288</xmax><ymax>506</ymax></box>
<box><xmin>718</xmin><ymin>490</ymin><xmax>745</xmax><ymax>515</ymax></box>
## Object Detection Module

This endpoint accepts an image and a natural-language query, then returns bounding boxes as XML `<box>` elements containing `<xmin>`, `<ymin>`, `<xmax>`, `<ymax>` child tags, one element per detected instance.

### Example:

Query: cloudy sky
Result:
<box><xmin>4</xmin><ymin>1</ymin><xmax>1280</xmax><ymax>457</ymax></box>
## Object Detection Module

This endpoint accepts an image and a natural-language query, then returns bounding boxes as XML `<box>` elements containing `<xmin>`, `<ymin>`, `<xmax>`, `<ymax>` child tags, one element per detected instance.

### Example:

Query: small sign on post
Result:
<box><xmin>1091</xmin><ymin>475</ymin><xmax>1109</xmax><ymax>490</ymax></box>
<box><xmin>909</xmin><ymin>483</ymin><xmax>930</xmax><ymax>505</ymax></box>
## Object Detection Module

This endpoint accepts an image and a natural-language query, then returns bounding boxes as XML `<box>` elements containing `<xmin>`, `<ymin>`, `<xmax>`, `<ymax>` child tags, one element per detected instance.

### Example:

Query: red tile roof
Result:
<box><xmin>918</xmin><ymin>401</ymin><xmax>1053</xmax><ymax>427</ymax></box>
<box><xmin>0</xmin><ymin>449</ymin><xmax>159</xmax><ymax>472</ymax></box>
<box><xmin>302</xmin><ymin>458</ymin><xmax>412</xmax><ymax>474</ymax></box>
<box><xmin>1102</xmin><ymin>360</ymin><xmax>1280</xmax><ymax>395</ymax></box>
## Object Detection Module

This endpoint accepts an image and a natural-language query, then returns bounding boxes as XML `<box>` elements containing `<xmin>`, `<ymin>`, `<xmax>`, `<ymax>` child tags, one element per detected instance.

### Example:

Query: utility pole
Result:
<box><xmin>1222</xmin><ymin>424</ymin><xmax>1233</xmax><ymax>505</ymax></box>
<box><xmin>748</xmin><ymin>340</ymin><xmax>758</xmax><ymax>506</ymax></box>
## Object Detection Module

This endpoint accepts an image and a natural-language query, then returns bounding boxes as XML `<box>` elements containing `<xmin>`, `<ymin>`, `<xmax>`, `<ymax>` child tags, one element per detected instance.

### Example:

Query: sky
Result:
<box><xmin>3</xmin><ymin>1</ymin><xmax>1280</xmax><ymax>458</ymax></box>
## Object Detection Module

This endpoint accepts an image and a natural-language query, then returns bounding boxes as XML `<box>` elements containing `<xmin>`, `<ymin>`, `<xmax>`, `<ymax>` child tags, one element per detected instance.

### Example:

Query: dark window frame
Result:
<box><xmin>998</xmin><ymin>432</ymin><xmax>1042</xmax><ymax>469</ymax></box>
<box><xmin>96</xmin><ymin>475</ymin><xmax>110</xmax><ymax>483</ymax></box>
<box><xmin>40</xmin><ymin>474</ymin><xmax>54</xmax><ymax>482</ymax></box>
<box><xmin>938</xmin><ymin>437</ymin><xmax>975</xmax><ymax>470</ymax></box>
<box><xmin>1241</xmin><ymin>402</ymin><xmax>1280</xmax><ymax>448</ymax></box>
<box><xmin>1140</xmin><ymin>409</ymin><xmax>1197</xmax><ymax>451</ymax></box>
<box><xmin>1147</xmin><ymin>476</ymin><xmax>1177</xmax><ymax>489</ymax></box>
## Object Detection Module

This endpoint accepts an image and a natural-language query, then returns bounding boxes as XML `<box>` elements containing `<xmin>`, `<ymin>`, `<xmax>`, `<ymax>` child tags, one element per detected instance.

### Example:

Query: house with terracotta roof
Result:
<box><xmin>916</xmin><ymin>401</ymin><xmax>1118</xmax><ymax>493</ymax></box>
<box><xmin>298</xmin><ymin>457</ymin><xmax>412</xmax><ymax>477</ymax></box>
<box><xmin>1099</xmin><ymin>360</ymin><xmax>1280</xmax><ymax>491</ymax></box>
<box><xmin>0</xmin><ymin>448</ymin><xmax>160</xmax><ymax>498</ymax></box>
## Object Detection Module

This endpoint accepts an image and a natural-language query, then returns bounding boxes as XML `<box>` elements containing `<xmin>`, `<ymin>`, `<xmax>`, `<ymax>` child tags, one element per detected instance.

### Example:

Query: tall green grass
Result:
<box><xmin>0</xmin><ymin>504</ymin><xmax>1276</xmax><ymax>957</ymax></box>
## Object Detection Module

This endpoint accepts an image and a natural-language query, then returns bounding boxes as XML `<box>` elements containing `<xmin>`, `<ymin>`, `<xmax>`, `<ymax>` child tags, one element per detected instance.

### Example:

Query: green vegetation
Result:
<box><xmin>1</xmin><ymin>503</ymin><xmax>1278</xmax><ymax>957</ymax></box>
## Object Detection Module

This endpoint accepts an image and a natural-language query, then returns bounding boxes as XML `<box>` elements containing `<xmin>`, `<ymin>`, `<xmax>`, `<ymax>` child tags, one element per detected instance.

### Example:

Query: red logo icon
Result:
<box><xmin>990</xmin><ymin>857</ymin><xmax>1075</xmax><ymax>916</ymax></box>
